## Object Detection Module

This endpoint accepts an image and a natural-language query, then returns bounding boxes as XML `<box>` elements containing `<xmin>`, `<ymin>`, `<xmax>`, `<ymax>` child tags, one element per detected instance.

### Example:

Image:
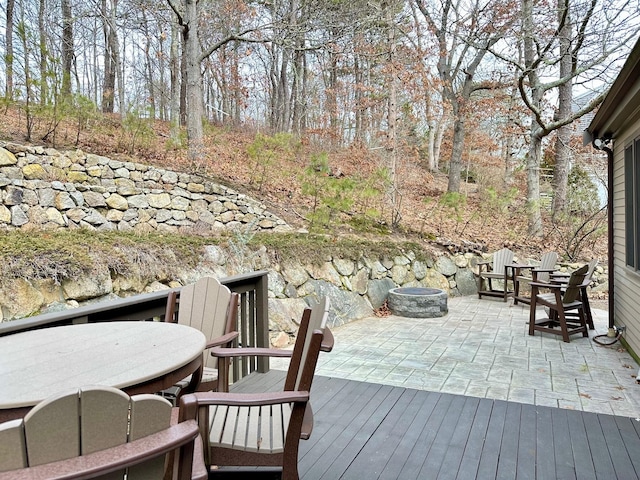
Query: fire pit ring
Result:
<box><xmin>387</xmin><ymin>287</ymin><xmax>448</xmax><ymax>318</ymax></box>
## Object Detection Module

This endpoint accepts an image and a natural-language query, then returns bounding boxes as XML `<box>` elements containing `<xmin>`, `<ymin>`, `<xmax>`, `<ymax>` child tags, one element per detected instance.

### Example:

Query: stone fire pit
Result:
<box><xmin>387</xmin><ymin>287</ymin><xmax>448</xmax><ymax>318</ymax></box>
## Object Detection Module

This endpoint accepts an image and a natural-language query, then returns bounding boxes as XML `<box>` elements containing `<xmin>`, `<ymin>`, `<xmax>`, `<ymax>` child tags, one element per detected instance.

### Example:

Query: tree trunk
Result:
<box><xmin>38</xmin><ymin>0</ymin><xmax>47</xmax><ymax>105</ymax></box>
<box><xmin>180</xmin><ymin>38</ymin><xmax>187</xmax><ymax>126</ymax></box>
<box><xmin>141</xmin><ymin>9</ymin><xmax>156</xmax><ymax>119</ymax></box>
<box><xmin>61</xmin><ymin>0</ymin><xmax>74</xmax><ymax>97</ymax></box>
<box><xmin>447</xmin><ymin>105</ymin><xmax>465</xmax><ymax>193</ymax></box>
<box><xmin>522</xmin><ymin>0</ymin><xmax>544</xmax><ymax>237</ymax></box>
<box><xmin>101</xmin><ymin>0</ymin><xmax>118</xmax><ymax>113</ymax></box>
<box><xmin>552</xmin><ymin>0</ymin><xmax>573</xmax><ymax>216</ymax></box>
<box><xmin>169</xmin><ymin>19</ymin><xmax>181</xmax><ymax>142</ymax></box>
<box><xmin>526</xmin><ymin>129</ymin><xmax>544</xmax><ymax>237</ymax></box>
<box><xmin>291</xmin><ymin>46</ymin><xmax>306</xmax><ymax>135</ymax></box>
<box><xmin>183</xmin><ymin>0</ymin><xmax>205</xmax><ymax>164</ymax></box>
<box><xmin>5</xmin><ymin>0</ymin><xmax>14</xmax><ymax>100</ymax></box>
<box><xmin>385</xmin><ymin>1</ymin><xmax>401</xmax><ymax>227</ymax></box>
<box><xmin>354</xmin><ymin>55</ymin><xmax>364</xmax><ymax>143</ymax></box>
<box><xmin>18</xmin><ymin>2</ymin><xmax>34</xmax><ymax>140</ymax></box>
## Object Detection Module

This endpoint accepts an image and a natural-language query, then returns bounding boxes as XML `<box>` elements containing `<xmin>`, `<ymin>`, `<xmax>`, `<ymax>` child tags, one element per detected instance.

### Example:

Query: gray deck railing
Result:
<box><xmin>0</xmin><ymin>270</ymin><xmax>270</xmax><ymax>378</ymax></box>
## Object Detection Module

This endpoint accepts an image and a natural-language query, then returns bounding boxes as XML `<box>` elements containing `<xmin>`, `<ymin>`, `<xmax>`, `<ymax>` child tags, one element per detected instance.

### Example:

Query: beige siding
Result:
<box><xmin>613</xmin><ymin>126</ymin><xmax>640</xmax><ymax>357</ymax></box>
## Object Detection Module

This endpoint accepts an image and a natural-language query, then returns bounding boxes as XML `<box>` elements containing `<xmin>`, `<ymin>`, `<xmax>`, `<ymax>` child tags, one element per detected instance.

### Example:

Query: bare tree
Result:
<box><xmin>414</xmin><ymin>0</ymin><xmax>515</xmax><ymax>193</ymax></box>
<box><xmin>101</xmin><ymin>0</ymin><xmax>119</xmax><ymax>113</ymax></box>
<box><xmin>5</xmin><ymin>0</ymin><xmax>15</xmax><ymax>100</ymax></box>
<box><xmin>506</xmin><ymin>0</ymin><xmax>640</xmax><ymax>236</ymax></box>
<box><xmin>61</xmin><ymin>0</ymin><xmax>74</xmax><ymax>97</ymax></box>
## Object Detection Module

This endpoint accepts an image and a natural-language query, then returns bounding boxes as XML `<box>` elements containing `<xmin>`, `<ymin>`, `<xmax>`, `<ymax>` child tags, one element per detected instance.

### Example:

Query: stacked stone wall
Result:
<box><xmin>0</xmin><ymin>142</ymin><xmax>290</xmax><ymax>233</ymax></box>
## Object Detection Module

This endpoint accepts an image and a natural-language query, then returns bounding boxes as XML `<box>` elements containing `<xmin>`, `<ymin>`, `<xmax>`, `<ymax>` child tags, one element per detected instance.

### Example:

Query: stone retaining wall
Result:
<box><xmin>0</xmin><ymin>241</ymin><xmax>608</xmax><ymax>347</ymax></box>
<box><xmin>0</xmin><ymin>142</ymin><xmax>290</xmax><ymax>233</ymax></box>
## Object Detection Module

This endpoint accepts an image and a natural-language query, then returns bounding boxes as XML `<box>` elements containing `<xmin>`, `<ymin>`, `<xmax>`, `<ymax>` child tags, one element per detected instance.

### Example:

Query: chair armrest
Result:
<box><xmin>191</xmin><ymin>430</ymin><xmax>208</xmax><ymax>480</ymax></box>
<box><xmin>210</xmin><ymin>346</ymin><xmax>293</xmax><ymax>358</ymax></box>
<box><xmin>205</xmin><ymin>331</ymin><xmax>239</xmax><ymax>350</ymax></box>
<box><xmin>301</xmin><ymin>403</ymin><xmax>314</xmax><ymax>440</ymax></box>
<box><xmin>504</xmin><ymin>265</ymin><xmax>518</xmax><ymax>275</ymax></box>
<box><xmin>511</xmin><ymin>263</ymin><xmax>534</xmax><ymax>269</ymax></box>
<box><xmin>0</xmin><ymin>421</ymin><xmax>202</xmax><ymax>480</ymax></box>
<box><xmin>212</xmin><ymin>328</ymin><xmax>334</xmax><ymax>356</ymax></box>
<box><xmin>476</xmin><ymin>261</ymin><xmax>490</xmax><ymax>274</ymax></box>
<box><xmin>529</xmin><ymin>281</ymin><xmax>563</xmax><ymax>290</ymax></box>
<box><xmin>189</xmin><ymin>390</ymin><xmax>309</xmax><ymax>407</ymax></box>
<box><xmin>321</xmin><ymin>328</ymin><xmax>334</xmax><ymax>352</ymax></box>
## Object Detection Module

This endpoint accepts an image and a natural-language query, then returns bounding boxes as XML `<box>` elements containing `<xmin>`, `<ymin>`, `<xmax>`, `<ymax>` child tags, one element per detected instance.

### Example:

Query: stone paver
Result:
<box><xmin>270</xmin><ymin>296</ymin><xmax>640</xmax><ymax>417</ymax></box>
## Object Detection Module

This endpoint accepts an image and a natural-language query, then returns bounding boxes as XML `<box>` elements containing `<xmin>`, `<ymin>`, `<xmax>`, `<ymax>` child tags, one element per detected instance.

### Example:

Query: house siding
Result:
<box><xmin>613</xmin><ymin>127</ymin><xmax>640</xmax><ymax>357</ymax></box>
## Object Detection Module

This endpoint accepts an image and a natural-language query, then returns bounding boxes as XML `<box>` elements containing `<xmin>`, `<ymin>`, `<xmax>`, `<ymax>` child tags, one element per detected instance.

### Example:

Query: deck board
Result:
<box><xmin>496</xmin><ymin>401</ymin><xmax>521</xmax><ymax>479</ymax></box>
<box><xmin>455</xmin><ymin>396</ymin><xmax>493</xmax><ymax>478</ymax></box>
<box><xmin>378</xmin><ymin>390</ymin><xmax>440</xmax><ymax>479</ymax></box>
<box><xmin>535</xmin><ymin>405</ymin><xmax>557</xmax><ymax>480</ymax></box>
<box><xmin>227</xmin><ymin>372</ymin><xmax>640</xmax><ymax>479</ymax></box>
<box><xmin>476</xmin><ymin>399</ymin><xmax>507</xmax><ymax>479</ymax></box>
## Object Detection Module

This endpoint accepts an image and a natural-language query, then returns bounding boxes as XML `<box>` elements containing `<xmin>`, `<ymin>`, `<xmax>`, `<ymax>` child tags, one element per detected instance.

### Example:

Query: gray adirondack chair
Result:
<box><xmin>477</xmin><ymin>248</ymin><xmax>515</xmax><ymax>301</ymax></box>
<box><xmin>164</xmin><ymin>277</ymin><xmax>239</xmax><ymax>397</ymax></box>
<box><xmin>178</xmin><ymin>297</ymin><xmax>333</xmax><ymax>480</ymax></box>
<box><xmin>0</xmin><ymin>386</ymin><xmax>206</xmax><ymax>480</ymax></box>
<box><xmin>513</xmin><ymin>251</ymin><xmax>558</xmax><ymax>305</ymax></box>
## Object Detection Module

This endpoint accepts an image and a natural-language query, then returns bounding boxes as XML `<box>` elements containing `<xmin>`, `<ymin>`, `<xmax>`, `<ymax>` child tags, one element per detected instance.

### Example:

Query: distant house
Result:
<box><xmin>586</xmin><ymin>36</ymin><xmax>640</xmax><ymax>359</ymax></box>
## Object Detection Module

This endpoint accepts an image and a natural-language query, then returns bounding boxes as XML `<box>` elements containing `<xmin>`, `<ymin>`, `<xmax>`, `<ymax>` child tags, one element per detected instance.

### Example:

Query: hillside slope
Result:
<box><xmin>0</xmin><ymin>106</ymin><xmax>606</xmax><ymax>262</ymax></box>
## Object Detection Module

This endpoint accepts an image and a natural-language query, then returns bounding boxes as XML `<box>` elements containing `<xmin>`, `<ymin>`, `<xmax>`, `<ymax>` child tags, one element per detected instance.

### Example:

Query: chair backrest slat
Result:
<box><xmin>23</xmin><ymin>390</ymin><xmax>80</xmax><ymax>466</ymax></box>
<box><xmin>586</xmin><ymin>259</ymin><xmax>599</xmax><ymax>283</ymax></box>
<box><xmin>0</xmin><ymin>420</ymin><xmax>27</xmax><ymax>470</ymax></box>
<box><xmin>493</xmin><ymin>248</ymin><xmax>514</xmax><ymax>272</ymax></box>
<box><xmin>128</xmin><ymin>394</ymin><xmax>173</xmax><ymax>480</ymax></box>
<box><xmin>537</xmin><ymin>251</ymin><xmax>558</xmax><ymax>283</ymax></box>
<box><xmin>80</xmin><ymin>387</ymin><xmax>130</xmax><ymax>455</ymax></box>
<box><xmin>286</xmin><ymin>297</ymin><xmax>329</xmax><ymax>392</ymax></box>
<box><xmin>178</xmin><ymin>277</ymin><xmax>234</xmax><ymax>370</ymax></box>
<box><xmin>563</xmin><ymin>264</ymin><xmax>589</xmax><ymax>304</ymax></box>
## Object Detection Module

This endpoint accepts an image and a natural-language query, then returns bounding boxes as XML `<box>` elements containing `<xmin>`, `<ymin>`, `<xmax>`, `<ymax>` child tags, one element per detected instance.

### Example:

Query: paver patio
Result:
<box><xmin>272</xmin><ymin>296</ymin><xmax>640</xmax><ymax>418</ymax></box>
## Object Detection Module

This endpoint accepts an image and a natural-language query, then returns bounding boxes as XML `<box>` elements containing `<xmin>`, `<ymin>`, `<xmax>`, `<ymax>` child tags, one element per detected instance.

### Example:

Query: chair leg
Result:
<box><xmin>556</xmin><ymin>308</ymin><xmax>571</xmax><ymax>343</ymax></box>
<box><xmin>528</xmin><ymin>295</ymin><xmax>537</xmax><ymax>336</ymax></box>
<box><xmin>503</xmin><ymin>274</ymin><xmax>510</xmax><ymax>302</ymax></box>
<box><xmin>478</xmin><ymin>275</ymin><xmax>490</xmax><ymax>299</ymax></box>
<box><xmin>502</xmin><ymin>276</ymin><xmax>507</xmax><ymax>302</ymax></box>
<box><xmin>581</xmin><ymin>287</ymin><xmax>595</xmax><ymax>330</ymax></box>
<box><xmin>577</xmin><ymin>307</ymin><xmax>589</xmax><ymax>337</ymax></box>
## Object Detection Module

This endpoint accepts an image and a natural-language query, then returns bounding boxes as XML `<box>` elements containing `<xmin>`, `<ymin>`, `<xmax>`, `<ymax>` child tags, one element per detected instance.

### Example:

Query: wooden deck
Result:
<box><xmin>230</xmin><ymin>370</ymin><xmax>640</xmax><ymax>480</ymax></box>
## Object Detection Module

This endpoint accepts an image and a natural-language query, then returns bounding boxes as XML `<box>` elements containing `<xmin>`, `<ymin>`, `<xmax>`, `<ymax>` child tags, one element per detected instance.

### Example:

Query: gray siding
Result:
<box><xmin>613</xmin><ymin>126</ymin><xmax>640</xmax><ymax>356</ymax></box>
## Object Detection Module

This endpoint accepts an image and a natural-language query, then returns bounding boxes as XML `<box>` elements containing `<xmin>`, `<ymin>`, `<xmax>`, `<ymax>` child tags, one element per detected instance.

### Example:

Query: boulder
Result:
<box><xmin>0</xmin><ymin>279</ymin><xmax>45</xmax><ymax>319</ymax></box>
<box><xmin>455</xmin><ymin>268</ymin><xmax>478</xmax><ymax>296</ymax></box>
<box><xmin>367</xmin><ymin>278</ymin><xmax>396</xmax><ymax>309</ymax></box>
<box><xmin>62</xmin><ymin>268</ymin><xmax>113</xmax><ymax>301</ymax></box>
<box><xmin>303</xmin><ymin>279</ymin><xmax>373</xmax><ymax>327</ymax></box>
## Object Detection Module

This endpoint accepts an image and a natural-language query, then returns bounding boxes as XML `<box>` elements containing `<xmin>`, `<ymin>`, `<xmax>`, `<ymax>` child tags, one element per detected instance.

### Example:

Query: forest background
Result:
<box><xmin>1</xmin><ymin>0</ymin><xmax>640</xmax><ymax>264</ymax></box>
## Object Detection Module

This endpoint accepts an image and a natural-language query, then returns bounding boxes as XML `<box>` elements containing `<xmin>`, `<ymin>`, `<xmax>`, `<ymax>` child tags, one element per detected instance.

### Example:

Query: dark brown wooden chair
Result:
<box><xmin>513</xmin><ymin>251</ymin><xmax>558</xmax><ymax>305</ymax></box>
<box><xmin>477</xmin><ymin>247</ymin><xmax>515</xmax><ymax>301</ymax></box>
<box><xmin>528</xmin><ymin>264</ymin><xmax>590</xmax><ymax>342</ymax></box>
<box><xmin>177</xmin><ymin>297</ymin><xmax>333</xmax><ymax>480</ymax></box>
<box><xmin>548</xmin><ymin>258</ymin><xmax>598</xmax><ymax>330</ymax></box>
<box><xmin>164</xmin><ymin>277</ymin><xmax>239</xmax><ymax>397</ymax></box>
<box><xmin>0</xmin><ymin>386</ymin><xmax>206</xmax><ymax>480</ymax></box>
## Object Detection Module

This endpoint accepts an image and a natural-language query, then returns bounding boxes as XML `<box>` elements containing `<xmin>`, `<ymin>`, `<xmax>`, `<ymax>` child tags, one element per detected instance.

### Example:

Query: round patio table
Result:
<box><xmin>0</xmin><ymin>321</ymin><xmax>206</xmax><ymax>421</ymax></box>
